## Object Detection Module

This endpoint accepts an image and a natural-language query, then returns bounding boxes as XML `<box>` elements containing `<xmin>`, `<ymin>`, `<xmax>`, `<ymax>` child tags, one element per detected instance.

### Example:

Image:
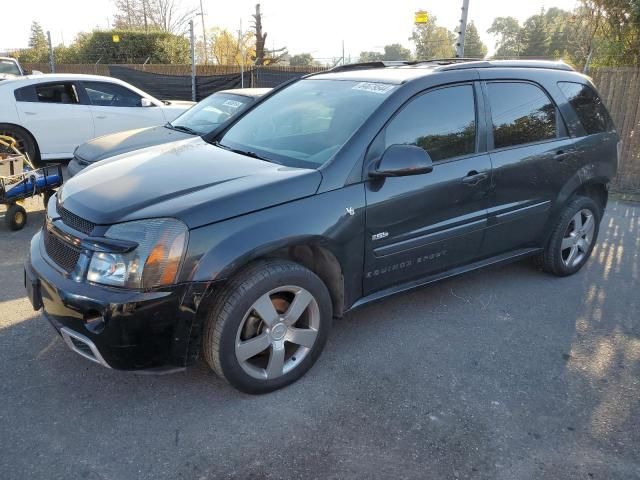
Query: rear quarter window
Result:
<box><xmin>557</xmin><ymin>81</ymin><xmax>614</xmax><ymax>135</ymax></box>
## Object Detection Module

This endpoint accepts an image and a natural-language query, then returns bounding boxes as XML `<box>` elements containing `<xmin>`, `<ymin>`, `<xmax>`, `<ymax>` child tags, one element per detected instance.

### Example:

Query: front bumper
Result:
<box><xmin>25</xmin><ymin>230</ymin><xmax>210</xmax><ymax>371</ymax></box>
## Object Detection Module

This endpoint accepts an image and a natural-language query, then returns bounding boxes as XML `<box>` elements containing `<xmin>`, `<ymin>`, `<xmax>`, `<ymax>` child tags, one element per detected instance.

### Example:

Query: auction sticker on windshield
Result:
<box><xmin>223</xmin><ymin>99</ymin><xmax>244</xmax><ymax>108</ymax></box>
<box><xmin>352</xmin><ymin>82</ymin><xmax>395</xmax><ymax>94</ymax></box>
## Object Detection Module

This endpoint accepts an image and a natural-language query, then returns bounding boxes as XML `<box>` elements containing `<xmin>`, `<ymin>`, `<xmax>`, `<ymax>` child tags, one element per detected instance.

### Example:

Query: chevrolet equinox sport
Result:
<box><xmin>25</xmin><ymin>60</ymin><xmax>618</xmax><ymax>393</ymax></box>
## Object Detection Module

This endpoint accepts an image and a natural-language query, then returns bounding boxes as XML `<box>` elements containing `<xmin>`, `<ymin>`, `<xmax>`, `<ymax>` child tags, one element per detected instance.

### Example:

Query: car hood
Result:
<box><xmin>75</xmin><ymin>126</ymin><xmax>192</xmax><ymax>163</ymax></box>
<box><xmin>58</xmin><ymin>137</ymin><xmax>322</xmax><ymax>229</ymax></box>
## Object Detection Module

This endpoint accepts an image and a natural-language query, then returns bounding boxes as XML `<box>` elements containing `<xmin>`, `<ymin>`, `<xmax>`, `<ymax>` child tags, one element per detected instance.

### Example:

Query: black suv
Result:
<box><xmin>25</xmin><ymin>60</ymin><xmax>618</xmax><ymax>393</ymax></box>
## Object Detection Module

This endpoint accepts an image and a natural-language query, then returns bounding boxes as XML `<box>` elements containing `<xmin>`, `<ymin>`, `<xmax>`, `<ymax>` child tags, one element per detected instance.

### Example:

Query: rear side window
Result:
<box><xmin>558</xmin><ymin>82</ymin><xmax>614</xmax><ymax>134</ymax></box>
<box><xmin>34</xmin><ymin>83</ymin><xmax>80</xmax><ymax>104</ymax></box>
<box><xmin>487</xmin><ymin>82</ymin><xmax>557</xmax><ymax>149</ymax></box>
<box><xmin>83</xmin><ymin>81</ymin><xmax>143</xmax><ymax>107</ymax></box>
<box><xmin>384</xmin><ymin>84</ymin><xmax>476</xmax><ymax>162</ymax></box>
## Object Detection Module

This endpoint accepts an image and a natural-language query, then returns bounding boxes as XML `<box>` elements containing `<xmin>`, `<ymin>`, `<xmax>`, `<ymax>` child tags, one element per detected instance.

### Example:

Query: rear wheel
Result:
<box><xmin>5</xmin><ymin>204</ymin><xmax>27</xmax><ymax>231</ymax></box>
<box><xmin>202</xmin><ymin>260</ymin><xmax>332</xmax><ymax>394</ymax></box>
<box><xmin>0</xmin><ymin>124</ymin><xmax>40</xmax><ymax>166</ymax></box>
<box><xmin>539</xmin><ymin>196</ymin><xmax>600</xmax><ymax>276</ymax></box>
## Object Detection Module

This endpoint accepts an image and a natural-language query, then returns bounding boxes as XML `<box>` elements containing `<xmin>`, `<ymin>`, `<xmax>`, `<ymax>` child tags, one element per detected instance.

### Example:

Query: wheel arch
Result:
<box><xmin>198</xmin><ymin>238</ymin><xmax>346</xmax><ymax>319</ymax></box>
<box><xmin>0</xmin><ymin>121</ymin><xmax>41</xmax><ymax>162</ymax></box>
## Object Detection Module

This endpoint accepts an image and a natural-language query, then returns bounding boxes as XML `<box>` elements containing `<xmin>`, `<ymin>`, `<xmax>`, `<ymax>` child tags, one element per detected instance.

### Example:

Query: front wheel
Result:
<box><xmin>539</xmin><ymin>196</ymin><xmax>601</xmax><ymax>276</ymax></box>
<box><xmin>202</xmin><ymin>260</ymin><xmax>333</xmax><ymax>394</ymax></box>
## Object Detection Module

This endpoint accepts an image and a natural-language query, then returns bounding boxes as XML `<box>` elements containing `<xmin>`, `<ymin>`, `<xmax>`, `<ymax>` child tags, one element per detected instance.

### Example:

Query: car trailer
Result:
<box><xmin>0</xmin><ymin>135</ymin><xmax>63</xmax><ymax>230</ymax></box>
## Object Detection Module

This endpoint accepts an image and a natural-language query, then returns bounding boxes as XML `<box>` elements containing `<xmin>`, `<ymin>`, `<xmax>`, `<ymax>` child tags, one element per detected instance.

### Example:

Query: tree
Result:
<box><xmin>252</xmin><ymin>3</ymin><xmax>287</xmax><ymax>65</ymax></box>
<box><xmin>76</xmin><ymin>30</ymin><xmax>189</xmax><ymax>63</ymax></box>
<box><xmin>289</xmin><ymin>53</ymin><xmax>314</xmax><ymax>66</ymax></box>
<box><xmin>488</xmin><ymin>17</ymin><xmax>522</xmax><ymax>58</ymax></box>
<box><xmin>208</xmin><ymin>28</ymin><xmax>255</xmax><ymax>66</ymax></box>
<box><xmin>112</xmin><ymin>0</ymin><xmax>195</xmax><ymax>34</ymax></box>
<box><xmin>410</xmin><ymin>13</ymin><xmax>455</xmax><ymax>59</ymax></box>
<box><xmin>382</xmin><ymin>43</ymin><xmax>412</xmax><ymax>60</ymax></box>
<box><xmin>28</xmin><ymin>22</ymin><xmax>48</xmax><ymax>52</ymax></box>
<box><xmin>358</xmin><ymin>51</ymin><xmax>383</xmax><ymax>62</ymax></box>
<box><xmin>463</xmin><ymin>22</ymin><xmax>487</xmax><ymax>58</ymax></box>
<box><xmin>521</xmin><ymin>10</ymin><xmax>550</xmax><ymax>58</ymax></box>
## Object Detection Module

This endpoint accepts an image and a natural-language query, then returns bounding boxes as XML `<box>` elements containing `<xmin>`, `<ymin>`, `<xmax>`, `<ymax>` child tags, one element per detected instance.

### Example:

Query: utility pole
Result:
<box><xmin>455</xmin><ymin>0</ymin><xmax>470</xmax><ymax>58</ymax></box>
<box><xmin>46</xmin><ymin>30</ymin><xmax>55</xmax><ymax>73</ymax></box>
<box><xmin>239</xmin><ymin>19</ymin><xmax>244</xmax><ymax>88</ymax></box>
<box><xmin>189</xmin><ymin>19</ymin><xmax>196</xmax><ymax>101</ymax></box>
<box><xmin>199</xmin><ymin>0</ymin><xmax>208</xmax><ymax>64</ymax></box>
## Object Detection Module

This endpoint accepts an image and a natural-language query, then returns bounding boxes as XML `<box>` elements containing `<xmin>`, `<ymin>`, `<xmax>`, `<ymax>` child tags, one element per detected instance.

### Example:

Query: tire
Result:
<box><xmin>539</xmin><ymin>196</ymin><xmax>601</xmax><ymax>276</ymax></box>
<box><xmin>5</xmin><ymin>204</ymin><xmax>27</xmax><ymax>231</ymax></box>
<box><xmin>0</xmin><ymin>124</ymin><xmax>40</xmax><ymax>166</ymax></box>
<box><xmin>202</xmin><ymin>260</ymin><xmax>333</xmax><ymax>394</ymax></box>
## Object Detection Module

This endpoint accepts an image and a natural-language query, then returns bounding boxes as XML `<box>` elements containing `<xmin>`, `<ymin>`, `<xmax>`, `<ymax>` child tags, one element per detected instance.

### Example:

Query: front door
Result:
<box><xmin>364</xmin><ymin>83</ymin><xmax>492</xmax><ymax>295</ymax></box>
<box><xmin>15</xmin><ymin>81</ymin><xmax>94</xmax><ymax>158</ymax></box>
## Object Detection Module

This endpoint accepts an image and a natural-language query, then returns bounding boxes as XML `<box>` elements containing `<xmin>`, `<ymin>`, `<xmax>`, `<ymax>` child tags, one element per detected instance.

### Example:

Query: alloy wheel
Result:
<box><xmin>235</xmin><ymin>286</ymin><xmax>320</xmax><ymax>380</ymax></box>
<box><xmin>561</xmin><ymin>208</ymin><xmax>595</xmax><ymax>268</ymax></box>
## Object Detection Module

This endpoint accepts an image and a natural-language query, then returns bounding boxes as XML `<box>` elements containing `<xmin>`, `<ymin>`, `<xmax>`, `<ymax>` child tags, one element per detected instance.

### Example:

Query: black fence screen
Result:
<box><xmin>108</xmin><ymin>66</ymin><xmax>317</xmax><ymax>101</ymax></box>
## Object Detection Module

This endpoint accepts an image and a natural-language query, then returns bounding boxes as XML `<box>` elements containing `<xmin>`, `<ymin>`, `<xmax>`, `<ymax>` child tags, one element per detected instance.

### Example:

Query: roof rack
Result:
<box><xmin>323</xmin><ymin>58</ymin><xmax>574</xmax><ymax>75</ymax></box>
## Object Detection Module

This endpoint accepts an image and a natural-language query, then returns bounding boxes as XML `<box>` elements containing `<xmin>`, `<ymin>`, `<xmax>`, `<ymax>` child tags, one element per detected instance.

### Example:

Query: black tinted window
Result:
<box><xmin>34</xmin><ymin>83</ymin><xmax>79</xmax><ymax>104</ymax></box>
<box><xmin>83</xmin><ymin>81</ymin><xmax>143</xmax><ymax>107</ymax></box>
<box><xmin>558</xmin><ymin>82</ymin><xmax>614</xmax><ymax>134</ymax></box>
<box><xmin>385</xmin><ymin>85</ymin><xmax>476</xmax><ymax>162</ymax></box>
<box><xmin>488</xmin><ymin>82</ymin><xmax>557</xmax><ymax>149</ymax></box>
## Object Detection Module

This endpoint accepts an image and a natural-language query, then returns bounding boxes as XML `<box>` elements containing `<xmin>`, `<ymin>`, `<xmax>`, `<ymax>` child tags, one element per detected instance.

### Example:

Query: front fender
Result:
<box><xmin>179</xmin><ymin>184</ymin><xmax>366</xmax><ymax>306</ymax></box>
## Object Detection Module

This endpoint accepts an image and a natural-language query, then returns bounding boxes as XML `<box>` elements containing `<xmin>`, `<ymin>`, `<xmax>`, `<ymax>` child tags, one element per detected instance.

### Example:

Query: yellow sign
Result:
<box><xmin>112</xmin><ymin>34</ymin><xmax>120</xmax><ymax>43</ymax></box>
<box><xmin>414</xmin><ymin>11</ymin><xmax>429</xmax><ymax>24</ymax></box>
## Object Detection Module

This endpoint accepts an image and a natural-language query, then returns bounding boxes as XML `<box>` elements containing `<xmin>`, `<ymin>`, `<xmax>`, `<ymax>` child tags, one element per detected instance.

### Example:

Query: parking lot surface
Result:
<box><xmin>0</xmin><ymin>195</ymin><xmax>638</xmax><ymax>480</ymax></box>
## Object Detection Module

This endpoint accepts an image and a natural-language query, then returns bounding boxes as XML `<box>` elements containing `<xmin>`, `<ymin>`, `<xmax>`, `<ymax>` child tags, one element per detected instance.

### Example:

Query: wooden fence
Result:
<box><xmin>590</xmin><ymin>67</ymin><xmax>640</xmax><ymax>192</ymax></box>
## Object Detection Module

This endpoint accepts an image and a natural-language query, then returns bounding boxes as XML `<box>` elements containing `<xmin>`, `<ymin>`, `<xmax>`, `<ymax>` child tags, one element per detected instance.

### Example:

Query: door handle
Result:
<box><xmin>95</xmin><ymin>115</ymin><xmax>107</xmax><ymax>119</ymax></box>
<box><xmin>462</xmin><ymin>171</ymin><xmax>489</xmax><ymax>186</ymax></box>
<box><xmin>554</xmin><ymin>150</ymin><xmax>571</xmax><ymax>161</ymax></box>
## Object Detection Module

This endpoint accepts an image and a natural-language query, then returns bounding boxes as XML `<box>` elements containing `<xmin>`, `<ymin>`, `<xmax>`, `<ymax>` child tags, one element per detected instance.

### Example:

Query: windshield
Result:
<box><xmin>171</xmin><ymin>93</ymin><xmax>254</xmax><ymax>134</ymax></box>
<box><xmin>0</xmin><ymin>59</ymin><xmax>21</xmax><ymax>76</ymax></box>
<box><xmin>218</xmin><ymin>79</ymin><xmax>395</xmax><ymax>168</ymax></box>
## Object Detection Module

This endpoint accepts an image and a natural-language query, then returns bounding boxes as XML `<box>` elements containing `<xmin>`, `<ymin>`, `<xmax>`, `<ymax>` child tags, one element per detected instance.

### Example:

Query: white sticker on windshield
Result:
<box><xmin>222</xmin><ymin>99</ymin><xmax>243</xmax><ymax>108</ymax></box>
<box><xmin>352</xmin><ymin>82</ymin><xmax>395</xmax><ymax>94</ymax></box>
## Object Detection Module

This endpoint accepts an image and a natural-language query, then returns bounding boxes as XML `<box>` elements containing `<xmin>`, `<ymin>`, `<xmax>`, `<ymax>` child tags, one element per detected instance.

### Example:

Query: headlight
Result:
<box><xmin>87</xmin><ymin>218</ymin><xmax>188</xmax><ymax>289</ymax></box>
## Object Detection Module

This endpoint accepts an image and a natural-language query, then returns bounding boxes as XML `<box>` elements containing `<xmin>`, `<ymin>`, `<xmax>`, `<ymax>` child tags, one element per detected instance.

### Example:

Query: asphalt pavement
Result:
<box><xmin>0</xmin><ymin>193</ymin><xmax>638</xmax><ymax>480</ymax></box>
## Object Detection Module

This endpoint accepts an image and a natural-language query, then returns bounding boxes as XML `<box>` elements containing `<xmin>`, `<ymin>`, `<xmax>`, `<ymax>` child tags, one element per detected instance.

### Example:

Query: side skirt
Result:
<box><xmin>347</xmin><ymin>248</ymin><xmax>542</xmax><ymax>312</ymax></box>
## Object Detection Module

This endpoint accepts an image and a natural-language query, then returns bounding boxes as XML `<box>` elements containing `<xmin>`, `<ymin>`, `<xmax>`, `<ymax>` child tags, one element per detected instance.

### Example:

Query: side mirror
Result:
<box><xmin>30</xmin><ymin>70</ymin><xmax>43</xmax><ymax>75</ymax></box>
<box><xmin>371</xmin><ymin>144</ymin><xmax>434</xmax><ymax>178</ymax></box>
<box><xmin>140</xmin><ymin>98</ymin><xmax>154</xmax><ymax>107</ymax></box>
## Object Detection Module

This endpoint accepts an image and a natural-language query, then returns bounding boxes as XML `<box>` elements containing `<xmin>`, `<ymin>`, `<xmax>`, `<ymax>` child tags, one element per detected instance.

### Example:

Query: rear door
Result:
<box><xmin>14</xmin><ymin>81</ymin><xmax>94</xmax><ymax>158</ymax></box>
<box><xmin>79</xmin><ymin>80</ymin><xmax>166</xmax><ymax>137</ymax></box>
<box><xmin>363</xmin><ymin>83</ymin><xmax>492</xmax><ymax>295</ymax></box>
<box><xmin>481</xmin><ymin>80</ymin><xmax>576</xmax><ymax>256</ymax></box>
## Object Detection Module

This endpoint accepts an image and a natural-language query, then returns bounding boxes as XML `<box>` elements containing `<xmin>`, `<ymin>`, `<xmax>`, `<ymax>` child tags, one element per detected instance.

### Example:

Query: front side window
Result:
<box><xmin>35</xmin><ymin>83</ymin><xmax>79</xmax><ymax>104</ymax></box>
<box><xmin>171</xmin><ymin>93</ymin><xmax>253</xmax><ymax>134</ymax></box>
<box><xmin>558</xmin><ymin>81</ymin><xmax>614</xmax><ymax>135</ymax></box>
<box><xmin>83</xmin><ymin>81</ymin><xmax>143</xmax><ymax>107</ymax></box>
<box><xmin>218</xmin><ymin>79</ymin><xmax>394</xmax><ymax>168</ymax></box>
<box><xmin>488</xmin><ymin>82</ymin><xmax>557</xmax><ymax>149</ymax></box>
<box><xmin>384</xmin><ymin>85</ymin><xmax>476</xmax><ymax>162</ymax></box>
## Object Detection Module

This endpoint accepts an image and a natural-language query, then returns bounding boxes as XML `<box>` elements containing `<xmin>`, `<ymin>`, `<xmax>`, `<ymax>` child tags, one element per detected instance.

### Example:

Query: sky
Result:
<box><xmin>0</xmin><ymin>0</ymin><xmax>580</xmax><ymax>59</ymax></box>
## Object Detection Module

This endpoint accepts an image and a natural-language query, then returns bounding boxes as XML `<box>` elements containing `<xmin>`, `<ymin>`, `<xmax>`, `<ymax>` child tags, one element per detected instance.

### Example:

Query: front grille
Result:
<box><xmin>44</xmin><ymin>229</ymin><xmax>81</xmax><ymax>273</ymax></box>
<box><xmin>58</xmin><ymin>206</ymin><xmax>95</xmax><ymax>235</ymax></box>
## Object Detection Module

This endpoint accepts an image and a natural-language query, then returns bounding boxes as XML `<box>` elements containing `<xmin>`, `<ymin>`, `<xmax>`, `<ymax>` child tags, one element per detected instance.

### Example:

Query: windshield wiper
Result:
<box><xmin>212</xmin><ymin>141</ymin><xmax>279</xmax><ymax>164</ymax></box>
<box><xmin>166</xmin><ymin>123</ymin><xmax>199</xmax><ymax>135</ymax></box>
